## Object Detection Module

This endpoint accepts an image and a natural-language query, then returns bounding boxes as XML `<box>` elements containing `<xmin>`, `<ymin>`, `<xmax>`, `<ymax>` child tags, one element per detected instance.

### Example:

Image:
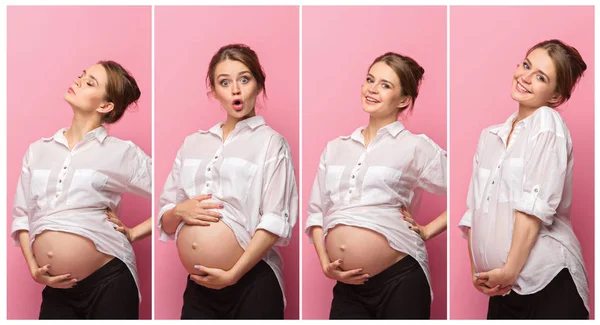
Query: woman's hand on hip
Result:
<box><xmin>401</xmin><ymin>207</ymin><xmax>430</xmax><ymax>241</ymax></box>
<box><xmin>31</xmin><ymin>264</ymin><xmax>78</xmax><ymax>289</ymax></box>
<box><xmin>174</xmin><ymin>194</ymin><xmax>224</xmax><ymax>226</ymax></box>
<box><xmin>106</xmin><ymin>209</ymin><xmax>134</xmax><ymax>242</ymax></box>
<box><xmin>322</xmin><ymin>259</ymin><xmax>369</xmax><ymax>285</ymax></box>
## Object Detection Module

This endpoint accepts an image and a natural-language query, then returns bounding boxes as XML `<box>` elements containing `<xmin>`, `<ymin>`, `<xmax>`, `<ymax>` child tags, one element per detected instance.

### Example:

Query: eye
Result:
<box><xmin>86</xmin><ymin>82</ymin><xmax>93</xmax><ymax>86</ymax></box>
<box><xmin>523</xmin><ymin>62</ymin><xmax>530</xmax><ymax>70</ymax></box>
<box><xmin>536</xmin><ymin>75</ymin><xmax>545</xmax><ymax>82</ymax></box>
<box><xmin>382</xmin><ymin>83</ymin><xmax>391</xmax><ymax>89</ymax></box>
<box><xmin>220</xmin><ymin>80</ymin><xmax>230</xmax><ymax>87</ymax></box>
<box><xmin>240</xmin><ymin>76</ymin><xmax>250</xmax><ymax>84</ymax></box>
<box><xmin>366</xmin><ymin>77</ymin><xmax>373</xmax><ymax>83</ymax></box>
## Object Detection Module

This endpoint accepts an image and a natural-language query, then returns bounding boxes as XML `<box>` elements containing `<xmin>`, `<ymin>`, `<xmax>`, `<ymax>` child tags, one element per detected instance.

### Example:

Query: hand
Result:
<box><xmin>471</xmin><ymin>269</ymin><xmax>512</xmax><ymax>297</ymax></box>
<box><xmin>30</xmin><ymin>264</ymin><xmax>78</xmax><ymax>289</ymax></box>
<box><xmin>190</xmin><ymin>265</ymin><xmax>238</xmax><ymax>290</ymax></box>
<box><xmin>322</xmin><ymin>259</ymin><xmax>369</xmax><ymax>285</ymax></box>
<box><xmin>401</xmin><ymin>207</ymin><xmax>430</xmax><ymax>241</ymax></box>
<box><xmin>475</xmin><ymin>267</ymin><xmax>517</xmax><ymax>290</ymax></box>
<box><xmin>174</xmin><ymin>194</ymin><xmax>224</xmax><ymax>226</ymax></box>
<box><xmin>105</xmin><ymin>209</ymin><xmax>134</xmax><ymax>242</ymax></box>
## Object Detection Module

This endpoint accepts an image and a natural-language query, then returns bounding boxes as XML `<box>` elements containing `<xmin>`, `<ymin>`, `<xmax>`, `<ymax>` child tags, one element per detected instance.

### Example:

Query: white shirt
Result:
<box><xmin>157</xmin><ymin>115</ymin><xmax>298</xmax><ymax>305</ymax></box>
<box><xmin>10</xmin><ymin>126</ymin><xmax>152</xmax><ymax>302</ymax></box>
<box><xmin>458</xmin><ymin>106</ymin><xmax>589</xmax><ymax>311</ymax></box>
<box><xmin>304</xmin><ymin>121</ymin><xmax>447</xmax><ymax>300</ymax></box>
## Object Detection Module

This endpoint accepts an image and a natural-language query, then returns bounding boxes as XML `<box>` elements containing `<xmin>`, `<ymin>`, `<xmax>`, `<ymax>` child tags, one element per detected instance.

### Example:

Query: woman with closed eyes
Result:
<box><xmin>157</xmin><ymin>43</ymin><xmax>298</xmax><ymax>319</ymax></box>
<box><xmin>458</xmin><ymin>39</ymin><xmax>589</xmax><ymax>319</ymax></box>
<box><xmin>10</xmin><ymin>60</ymin><xmax>152</xmax><ymax>319</ymax></box>
<box><xmin>305</xmin><ymin>52</ymin><xmax>447</xmax><ymax>319</ymax></box>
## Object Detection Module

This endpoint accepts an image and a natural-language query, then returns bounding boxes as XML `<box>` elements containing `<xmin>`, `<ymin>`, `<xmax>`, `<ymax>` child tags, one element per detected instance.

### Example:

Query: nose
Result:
<box><xmin>231</xmin><ymin>82</ymin><xmax>241</xmax><ymax>95</ymax></box>
<box><xmin>367</xmin><ymin>82</ymin><xmax>378</xmax><ymax>94</ymax></box>
<box><xmin>521</xmin><ymin>71</ymin><xmax>533</xmax><ymax>84</ymax></box>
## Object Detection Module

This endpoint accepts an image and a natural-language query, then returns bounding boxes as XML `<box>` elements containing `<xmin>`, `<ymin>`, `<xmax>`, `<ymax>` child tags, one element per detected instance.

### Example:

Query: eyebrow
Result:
<box><xmin>525</xmin><ymin>58</ymin><xmax>550</xmax><ymax>81</ymax></box>
<box><xmin>368</xmin><ymin>73</ymin><xmax>394</xmax><ymax>86</ymax></box>
<box><xmin>82</xmin><ymin>70</ymin><xmax>99</xmax><ymax>84</ymax></box>
<box><xmin>217</xmin><ymin>70</ymin><xmax>252</xmax><ymax>79</ymax></box>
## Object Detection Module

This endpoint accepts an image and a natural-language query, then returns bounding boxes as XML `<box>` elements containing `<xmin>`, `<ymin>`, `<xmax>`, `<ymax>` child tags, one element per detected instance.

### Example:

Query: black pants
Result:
<box><xmin>181</xmin><ymin>260</ymin><xmax>284</xmax><ymax>319</ymax></box>
<box><xmin>329</xmin><ymin>255</ymin><xmax>431</xmax><ymax>319</ymax></box>
<box><xmin>39</xmin><ymin>258</ymin><xmax>139</xmax><ymax>319</ymax></box>
<box><xmin>488</xmin><ymin>268</ymin><xmax>588</xmax><ymax>319</ymax></box>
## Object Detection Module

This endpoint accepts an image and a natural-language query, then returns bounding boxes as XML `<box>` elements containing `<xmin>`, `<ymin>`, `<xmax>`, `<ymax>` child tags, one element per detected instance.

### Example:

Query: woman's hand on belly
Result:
<box><xmin>322</xmin><ymin>259</ymin><xmax>370</xmax><ymax>285</ymax></box>
<box><xmin>189</xmin><ymin>265</ymin><xmax>238</xmax><ymax>290</ymax></box>
<box><xmin>174</xmin><ymin>194</ymin><xmax>224</xmax><ymax>226</ymax></box>
<box><xmin>475</xmin><ymin>267</ymin><xmax>516</xmax><ymax>294</ymax></box>
<box><xmin>31</xmin><ymin>264</ymin><xmax>78</xmax><ymax>289</ymax></box>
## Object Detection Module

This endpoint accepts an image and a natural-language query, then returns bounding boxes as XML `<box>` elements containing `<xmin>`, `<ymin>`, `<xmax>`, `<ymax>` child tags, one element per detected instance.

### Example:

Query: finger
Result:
<box><xmin>192</xmin><ymin>194</ymin><xmax>213</xmax><ymax>202</ymax></box>
<box><xmin>190</xmin><ymin>274</ymin><xmax>206</xmax><ymax>285</ymax></box>
<box><xmin>475</xmin><ymin>277</ymin><xmax>487</xmax><ymax>285</ymax></box>
<box><xmin>327</xmin><ymin>259</ymin><xmax>343</xmax><ymax>271</ymax></box>
<box><xmin>195</xmin><ymin>209</ymin><xmax>223</xmax><ymax>218</ymax></box>
<box><xmin>474</xmin><ymin>272</ymin><xmax>489</xmax><ymax>280</ymax></box>
<box><xmin>409</xmin><ymin>226</ymin><xmax>420</xmax><ymax>233</ymax></box>
<box><xmin>51</xmin><ymin>273</ymin><xmax>73</xmax><ymax>282</ymax></box>
<box><xmin>38</xmin><ymin>264</ymin><xmax>51</xmax><ymax>275</ymax></box>
<box><xmin>54</xmin><ymin>278</ymin><xmax>79</xmax><ymax>289</ymax></box>
<box><xmin>116</xmin><ymin>226</ymin><xmax>127</xmax><ymax>234</ymax></box>
<box><xmin>104</xmin><ymin>209</ymin><xmax>118</xmax><ymax>219</ymax></box>
<box><xmin>199</xmin><ymin>202</ymin><xmax>225</xmax><ymax>210</ymax></box>
<box><xmin>107</xmin><ymin>217</ymin><xmax>122</xmax><ymax>226</ymax></box>
<box><xmin>339</xmin><ymin>268</ymin><xmax>364</xmax><ymax>278</ymax></box>
<box><xmin>400</xmin><ymin>206</ymin><xmax>412</xmax><ymax>218</ymax></box>
<box><xmin>342</xmin><ymin>273</ymin><xmax>370</xmax><ymax>285</ymax></box>
<box><xmin>184</xmin><ymin>219</ymin><xmax>211</xmax><ymax>226</ymax></box>
<box><xmin>194</xmin><ymin>265</ymin><xmax>215</xmax><ymax>275</ymax></box>
<box><xmin>403</xmin><ymin>216</ymin><xmax>416</xmax><ymax>226</ymax></box>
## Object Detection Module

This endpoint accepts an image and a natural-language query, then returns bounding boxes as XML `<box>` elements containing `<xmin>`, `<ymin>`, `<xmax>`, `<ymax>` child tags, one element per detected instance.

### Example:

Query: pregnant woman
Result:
<box><xmin>459</xmin><ymin>39</ymin><xmax>589</xmax><ymax>319</ymax></box>
<box><xmin>305</xmin><ymin>52</ymin><xmax>447</xmax><ymax>319</ymax></box>
<box><xmin>11</xmin><ymin>60</ymin><xmax>152</xmax><ymax>319</ymax></box>
<box><xmin>157</xmin><ymin>43</ymin><xmax>298</xmax><ymax>319</ymax></box>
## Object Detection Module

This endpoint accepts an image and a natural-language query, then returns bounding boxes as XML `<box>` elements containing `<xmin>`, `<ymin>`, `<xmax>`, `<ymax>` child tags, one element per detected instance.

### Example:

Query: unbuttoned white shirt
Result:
<box><xmin>10</xmin><ymin>126</ymin><xmax>152</xmax><ymax>302</ymax></box>
<box><xmin>157</xmin><ymin>115</ymin><xmax>298</xmax><ymax>305</ymax></box>
<box><xmin>458</xmin><ymin>106</ymin><xmax>589</xmax><ymax>311</ymax></box>
<box><xmin>305</xmin><ymin>121</ymin><xmax>447</xmax><ymax>300</ymax></box>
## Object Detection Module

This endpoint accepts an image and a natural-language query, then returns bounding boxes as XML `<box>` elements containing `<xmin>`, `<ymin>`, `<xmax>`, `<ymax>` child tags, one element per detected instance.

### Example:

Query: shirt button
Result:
<box><xmin>214</xmin><ymin>156</ymin><xmax>218</xmax><ymax>159</ymax></box>
<box><xmin>534</xmin><ymin>188</ymin><xmax>539</xmax><ymax>193</ymax></box>
<box><xmin>358</xmin><ymin>162</ymin><xmax>362</xmax><ymax>166</ymax></box>
<box><xmin>63</xmin><ymin>166</ymin><xmax>67</xmax><ymax>169</ymax></box>
<box><xmin>492</xmin><ymin>181</ymin><xmax>495</xmax><ymax>185</ymax></box>
<box><xmin>58</xmin><ymin>180</ymin><xmax>62</xmax><ymax>183</ymax></box>
<box><xmin>206</xmin><ymin>183</ymin><xmax>210</xmax><ymax>187</ymax></box>
<box><xmin>207</xmin><ymin>168</ymin><xmax>211</xmax><ymax>171</ymax></box>
<box><xmin>352</xmin><ymin>175</ymin><xmax>355</xmax><ymax>179</ymax></box>
<box><xmin>498</xmin><ymin>165</ymin><xmax>501</xmax><ymax>169</ymax></box>
<box><xmin>487</xmin><ymin>197</ymin><xmax>490</xmax><ymax>201</ymax></box>
<box><xmin>56</xmin><ymin>194</ymin><xmax>59</xmax><ymax>198</ymax></box>
<box><xmin>349</xmin><ymin>189</ymin><xmax>353</xmax><ymax>193</ymax></box>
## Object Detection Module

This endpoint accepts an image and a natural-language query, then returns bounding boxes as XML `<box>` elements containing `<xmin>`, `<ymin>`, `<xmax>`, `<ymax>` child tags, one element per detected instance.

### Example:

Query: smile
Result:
<box><xmin>516</xmin><ymin>81</ymin><xmax>532</xmax><ymax>94</ymax></box>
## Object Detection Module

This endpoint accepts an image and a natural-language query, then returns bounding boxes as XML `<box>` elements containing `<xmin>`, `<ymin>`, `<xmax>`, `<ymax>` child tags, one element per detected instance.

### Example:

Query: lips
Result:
<box><xmin>67</xmin><ymin>87</ymin><xmax>75</xmax><ymax>95</ymax></box>
<box><xmin>365</xmin><ymin>95</ymin><xmax>380</xmax><ymax>104</ymax></box>
<box><xmin>516</xmin><ymin>81</ymin><xmax>531</xmax><ymax>94</ymax></box>
<box><xmin>232</xmin><ymin>99</ymin><xmax>243</xmax><ymax>111</ymax></box>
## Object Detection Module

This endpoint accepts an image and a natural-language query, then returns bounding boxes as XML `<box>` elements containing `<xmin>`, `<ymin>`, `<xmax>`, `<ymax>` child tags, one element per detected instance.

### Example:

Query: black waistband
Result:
<box><xmin>58</xmin><ymin>257</ymin><xmax>128</xmax><ymax>293</ymax></box>
<box><xmin>356</xmin><ymin>254</ymin><xmax>420</xmax><ymax>289</ymax></box>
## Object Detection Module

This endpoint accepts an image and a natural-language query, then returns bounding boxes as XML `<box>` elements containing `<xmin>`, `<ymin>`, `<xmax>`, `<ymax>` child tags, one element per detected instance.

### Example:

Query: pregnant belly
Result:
<box><xmin>33</xmin><ymin>230</ymin><xmax>114</xmax><ymax>281</ymax></box>
<box><xmin>177</xmin><ymin>221</ymin><xmax>244</xmax><ymax>275</ymax></box>
<box><xmin>326</xmin><ymin>225</ymin><xmax>406</xmax><ymax>277</ymax></box>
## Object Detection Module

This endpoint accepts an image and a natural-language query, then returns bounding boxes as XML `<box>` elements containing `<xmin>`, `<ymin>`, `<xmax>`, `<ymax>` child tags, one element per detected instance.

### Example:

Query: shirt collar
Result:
<box><xmin>343</xmin><ymin>120</ymin><xmax>406</xmax><ymax>143</ymax></box>
<box><xmin>42</xmin><ymin>126</ymin><xmax>108</xmax><ymax>144</ymax></box>
<box><xmin>204</xmin><ymin>115</ymin><xmax>266</xmax><ymax>137</ymax></box>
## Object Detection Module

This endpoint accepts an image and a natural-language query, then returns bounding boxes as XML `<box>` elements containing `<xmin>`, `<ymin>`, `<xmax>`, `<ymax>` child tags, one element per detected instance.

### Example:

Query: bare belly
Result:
<box><xmin>326</xmin><ymin>225</ymin><xmax>406</xmax><ymax>276</ymax></box>
<box><xmin>176</xmin><ymin>221</ymin><xmax>244</xmax><ymax>275</ymax></box>
<box><xmin>33</xmin><ymin>231</ymin><xmax>114</xmax><ymax>281</ymax></box>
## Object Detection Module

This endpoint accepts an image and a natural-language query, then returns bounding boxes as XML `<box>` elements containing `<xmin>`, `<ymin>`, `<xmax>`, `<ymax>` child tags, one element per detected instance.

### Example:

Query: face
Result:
<box><xmin>211</xmin><ymin>59</ymin><xmax>260</xmax><ymax>119</ymax></box>
<box><xmin>64</xmin><ymin>64</ymin><xmax>113</xmax><ymax>117</ymax></box>
<box><xmin>510</xmin><ymin>48</ymin><xmax>561</xmax><ymax>109</ymax></box>
<box><xmin>361</xmin><ymin>61</ymin><xmax>410</xmax><ymax>118</ymax></box>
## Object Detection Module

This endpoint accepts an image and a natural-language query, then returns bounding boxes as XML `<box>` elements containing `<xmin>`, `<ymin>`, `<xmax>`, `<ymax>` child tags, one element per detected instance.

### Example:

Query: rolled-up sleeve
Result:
<box><xmin>416</xmin><ymin>136</ymin><xmax>447</xmax><ymax>195</ymax></box>
<box><xmin>512</xmin><ymin>130</ymin><xmax>568</xmax><ymax>226</ymax></box>
<box><xmin>304</xmin><ymin>147</ymin><xmax>327</xmax><ymax>244</ymax></box>
<box><xmin>157</xmin><ymin>147</ymin><xmax>183</xmax><ymax>242</ymax></box>
<box><xmin>256</xmin><ymin>135</ymin><xmax>298</xmax><ymax>246</ymax></box>
<box><xmin>11</xmin><ymin>146</ymin><xmax>32</xmax><ymax>245</ymax></box>
<box><xmin>125</xmin><ymin>144</ymin><xmax>152</xmax><ymax>199</ymax></box>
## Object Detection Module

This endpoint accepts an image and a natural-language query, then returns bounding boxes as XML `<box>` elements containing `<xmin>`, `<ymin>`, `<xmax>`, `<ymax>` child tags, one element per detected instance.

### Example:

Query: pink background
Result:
<box><xmin>154</xmin><ymin>6</ymin><xmax>299</xmax><ymax>319</ymax></box>
<box><xmin>450</xmin><ymin>6</ymin><xmax>594</xmax><ymax>320</ymax></box>
<box><xmin>302</xmin><ymin>6</ymin><xmax>447</xmax><ymax>319</ymax></box>
<box><xmin>6</xmin><ymin>6</ymin><xmax>152</xmax><ymax>319</ymax></box>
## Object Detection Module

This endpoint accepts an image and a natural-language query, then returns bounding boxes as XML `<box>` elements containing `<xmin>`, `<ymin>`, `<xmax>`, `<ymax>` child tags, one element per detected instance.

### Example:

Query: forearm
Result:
<box><xmin>424</xmin><ymin>210</ymin><xmax>447</xmax><ymax>240</ymax></box>
<box><xmin>130</xmin><ymin>217</ymin><xmax>153</xmax><ymax>242</ymax></box>
<box><xmin>503</xmin><ymin>210</ymin><xmax>541</xmax><ymax>281</ymax></box>
<box><xmin>160</xmin><ymin>208</ymin><xmax>181</xmax><ymax>235</ymax></box>
<box><xmin>311</xmin><ymin>226</ymin><xmax>331</xmax><ymax>269</ymax></box>
<box><xmin>229</xmin><ymin>229</ymin><xmax>279</xmax><ymax>281</ymax></box>
<box><xmin>17</xmin><ymin>230</ymin><xmax>39</xmax><ymax>274</ymax></box>
<box><xmin>467</xmin><ymin>228</ymin><xmax>476</xmax><ymax>275</ymax></box>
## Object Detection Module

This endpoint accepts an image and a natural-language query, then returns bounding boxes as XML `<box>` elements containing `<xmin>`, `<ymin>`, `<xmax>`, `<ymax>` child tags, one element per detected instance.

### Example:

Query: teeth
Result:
<box><xmin>366</xmin><ymin>97</ymin><xmax>378</xmax><ymax>103</ymax></box>
<box><xmin>517</xmin><ymin>82</ymin><xmax>530</xmax><ymax>93</ymax></box>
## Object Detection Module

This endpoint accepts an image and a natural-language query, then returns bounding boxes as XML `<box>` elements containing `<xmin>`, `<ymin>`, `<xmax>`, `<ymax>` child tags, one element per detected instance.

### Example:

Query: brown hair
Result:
<box><xmin>526</xmin><ymin>39</ymin><xmax>587</xmax><ymax>107</ymax></box>
<box><xmin>206</xmin><ymin>44</ymin><xmax>267</xmax><ymax>97</ymax></box>
<box><xmin>370</xmin><ymin>52</ymin><xmax>425</xmax><ymax>113</ymax></box>
<box><xmin>98</xmin><ymin>60</ymin><xmax>141</xmax><ymax>124</ymax></box>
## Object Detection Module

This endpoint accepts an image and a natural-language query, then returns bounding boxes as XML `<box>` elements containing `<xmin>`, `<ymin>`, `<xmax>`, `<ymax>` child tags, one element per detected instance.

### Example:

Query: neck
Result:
<box><xmin>364</xmin><ymin>114</ymin><xmax>397</xmax><ymax>139</ymax></box>
<box><xmin>515</xmin><ymin>103</ymin><xmax>539</xmax><ymax>123</ymax></box>
<box><xmin>222</xmin><ymin>108</ymin><xmax>256</xmax><ymax>135</ymax></box>
<box><xmin>64</xmin><ymin>113</ymin><xmax>102</xmax><ymax>146</ymax></box>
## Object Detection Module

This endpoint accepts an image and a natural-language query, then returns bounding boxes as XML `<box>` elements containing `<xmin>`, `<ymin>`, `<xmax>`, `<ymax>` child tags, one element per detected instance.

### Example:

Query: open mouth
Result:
<box><xmin>232</xmin><ymin>99</ymin><xmax>243</xmax><ymax>111</ymax></box>
<box><xmin>516</xmin><ymin>81</ymin><xmax>531</xmax><ymax>94</ymax></box>
<box><xmin>365</xmin><ymin>96</ymin><xmax>380</xmax><ymax>104</ymax></box>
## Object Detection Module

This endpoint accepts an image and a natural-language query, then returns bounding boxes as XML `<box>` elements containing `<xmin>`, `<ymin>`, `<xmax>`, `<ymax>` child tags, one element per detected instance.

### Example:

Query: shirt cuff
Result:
<box><xmin>458</xmin><ymin>210</ymin><xmax>473</xmax><ymax>240</ymax></box>
<box><xmin>256</xmin><ymin>211</ymin><xmax>292</xmax><ymax>246</ymax></box>
<box><xmin>512</xmin><ymin>187</ymin><xmax>555</xmax><ymax>226</ymax></box>
<box><xmin>11</xmin><ymin>216</ymin><xmax>30</xmax><ymax>246</ymax></box>
<box><xmin>157</xmin><ymin>203</ymin><xmax>177</xmax><ymax>242</ymax></box>
<box><xmin>304</xmin><ymin>213</ymin><xmax>324</xmax><ymax>244</ymax></box>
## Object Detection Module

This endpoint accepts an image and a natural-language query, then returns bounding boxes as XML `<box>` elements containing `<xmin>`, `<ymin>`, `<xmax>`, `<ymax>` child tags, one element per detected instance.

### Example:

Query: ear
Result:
<box><xmin>210</xmin><ymin>88</ymin><xmax>217</xmax><ymax>100</ymax></box>
<box><xmin>397</xmin><ymin>96</ymin><xmax>412</xmax><ymax>111</ymax></box>
<box><xmin>96</xmin><ymin>101</ymin><xmax>114</xmax><ymax>115</ymax></box>
<box><xmin>548</xmin><ymin>93</ymin><xmax>563</xmax><ymax>106</ymax></box>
